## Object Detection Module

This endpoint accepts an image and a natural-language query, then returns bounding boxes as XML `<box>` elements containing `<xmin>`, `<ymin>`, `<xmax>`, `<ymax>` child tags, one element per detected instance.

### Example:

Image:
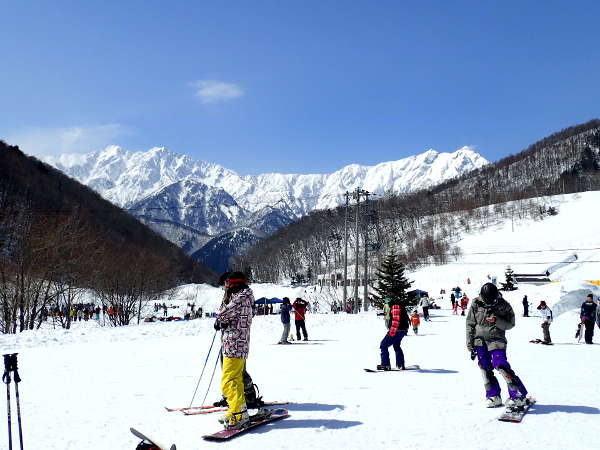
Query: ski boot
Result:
<box><xmin>222</xmin><ymin>409</ymin><xmax>250</xmax><ymax>430</ymax></box>
<box><xmin>505</xmin><ymin>396</ymin><xmax>526</xmax><ymax>411</ymax></box>
<box><xmin>485</xmin><ymin>396</ymin><xmax>503</xmax><ymax>408</ymax></box>
<box><xmin>245</xmin><ymin>383</ymin><xmax>265</xmax><ymax>409</ymax></box>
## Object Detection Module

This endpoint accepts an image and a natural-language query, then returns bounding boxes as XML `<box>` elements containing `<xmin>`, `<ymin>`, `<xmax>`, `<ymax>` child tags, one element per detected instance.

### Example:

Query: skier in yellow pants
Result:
<box><xmin>215</xmin><ymin>271</ymin><xmax>255</xmax><ymax>429</ymax></box>
<box><xmin>220</xmin><ymin>357</ymin><xmax>246</xmax><ymax>423</ymax></box>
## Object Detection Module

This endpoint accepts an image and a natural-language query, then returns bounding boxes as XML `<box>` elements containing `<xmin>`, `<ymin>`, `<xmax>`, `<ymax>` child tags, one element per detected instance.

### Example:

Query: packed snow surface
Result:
<box><xmin>1</xmin><ymin>191</ymin><xmax>599</xmax><ymax>449</ymax></box>
<box><xmin>1</xmin><ymin>294</ymin><xmax>598</xmax><ymax>450</ymax></box>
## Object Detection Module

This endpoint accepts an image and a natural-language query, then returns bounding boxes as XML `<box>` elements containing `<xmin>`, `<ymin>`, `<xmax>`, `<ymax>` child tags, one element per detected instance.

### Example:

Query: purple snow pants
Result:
<box><xmin>476</xmin><ymin>344</ymin><xmax>527</xmax><ymax>399</ymax></box>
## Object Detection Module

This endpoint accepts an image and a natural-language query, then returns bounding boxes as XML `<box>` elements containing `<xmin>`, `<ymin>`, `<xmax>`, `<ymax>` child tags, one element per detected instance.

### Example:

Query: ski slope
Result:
<box><xmin>1</xmin><ymin>300</ymin><xmax>598</xmax><ymax>450</ymax></box>
<box><xmin>0</xmin><ymin>191</ymin><xmax>599</xmax><ymax>449</ymax></box>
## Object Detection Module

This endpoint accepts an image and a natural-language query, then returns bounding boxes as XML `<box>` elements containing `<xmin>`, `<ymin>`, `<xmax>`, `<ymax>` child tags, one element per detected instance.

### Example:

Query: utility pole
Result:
<box><xmin>342</xmin><ymin>191</ymin><xmax>350</xmax><ymax>310</ymax></box>
<box><xmin>363</xmin><ymin>190</ymin><xmax>370</xmax><ymax>312</ymax></box>
<box><xmin>353</xmin><ymin>187</ymin><xmax>361</xmax><ymax>314</ymax></box>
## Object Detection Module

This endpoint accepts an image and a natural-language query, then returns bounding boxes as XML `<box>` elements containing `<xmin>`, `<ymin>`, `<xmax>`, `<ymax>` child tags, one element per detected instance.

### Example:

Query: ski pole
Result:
<box><xmin>10</xmin><ymin>355</ymin><xmax>23</xmax><ymax>450</ymax></box>
<box><xmin>3</xmin><ymin>354</ymin><xmax>13</xmax><ymax>450</ymax></box>
<box><xmin>200</xmin><ymin>345</ymin><xmax>222</xmax><ymax>409</ymax></box>
<box><xmin>188</xmin><ymin>329</ymin><xmax>218</xmax><ymax>408</ymax></box>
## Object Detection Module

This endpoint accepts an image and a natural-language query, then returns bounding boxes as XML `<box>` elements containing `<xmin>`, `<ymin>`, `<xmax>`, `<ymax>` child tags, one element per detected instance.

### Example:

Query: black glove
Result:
<box><xmin>470</xmin><ymin>349</ymin><xmax>477</xmax><ymax>361</ymax></box>
<box><xmin>214</xmin><ymin>321</ymin><xmax>229</xmax><ymax>331</ymax></box>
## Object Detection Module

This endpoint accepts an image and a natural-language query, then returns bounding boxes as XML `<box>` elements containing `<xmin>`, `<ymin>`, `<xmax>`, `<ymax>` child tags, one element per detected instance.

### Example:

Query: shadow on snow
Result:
<box><xmin>529</xmin><ymin>404</ymin><xmax>600</xmax><ymax>415</ymax></box>
<box><xmin>252</xmin><ymin>418</ymin><xmax>362</xmax><ymax>433</ymax></box>
<box><xmin>284</xmin><ymin>402</ymin><xmax>346</xmax><ymax>412</ymax></box>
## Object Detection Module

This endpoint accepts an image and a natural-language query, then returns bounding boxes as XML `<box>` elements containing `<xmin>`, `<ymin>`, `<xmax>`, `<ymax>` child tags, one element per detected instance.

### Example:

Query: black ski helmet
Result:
<box><xmin>480</xmin><ymin>283</ymin><xmax>499</xmax><ymax>304</ymax></box>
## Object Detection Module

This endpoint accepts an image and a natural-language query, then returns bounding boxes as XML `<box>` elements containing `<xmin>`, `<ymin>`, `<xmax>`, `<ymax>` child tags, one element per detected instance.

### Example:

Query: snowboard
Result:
<box><xmin>182</xmin><ymin>401</ymin><xmax>289</xmax><ymax>416</ymax></box>
<box><xmin>575</xmin><ymin>323</ymin><xmax>584</xmax><ymax>342</ymax></box>
<box><xmin>497</xmin><ymin>397</ymin><xmax>536</xmax><ymax>423</ymax></box>
<box><xmin>202</xmin><ymin>408</ymin><xmax>289</xmax><ymax>441</ymax></box>
<box><xmin>130</xmin><ymin>427</ymin><xmax>176</xmax><ymax>450</ymax></box>
<box><xmin>529</xmin><ymin>339</ymin><xmax>553</xmax><ymax>345</ymax></box>
<box><xmin>364</xmin><ymin>364</ymin><xmax>420</xmax><ymax>373</ymax></box>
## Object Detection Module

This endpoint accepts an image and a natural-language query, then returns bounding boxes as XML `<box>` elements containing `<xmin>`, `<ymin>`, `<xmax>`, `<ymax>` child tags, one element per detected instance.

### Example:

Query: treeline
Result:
<box><xmin>235</xmin><ymin>120</ymin><xmax>600</xmax><ymax>283</ymax></box>
<box><xmin>0</xmin><ymin>142</ymin><xmax>216</xmax><ymax>333</ymax></box>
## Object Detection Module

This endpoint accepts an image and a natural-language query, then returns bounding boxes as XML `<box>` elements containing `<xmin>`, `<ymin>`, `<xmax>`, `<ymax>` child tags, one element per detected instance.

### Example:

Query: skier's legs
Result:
<box><xmin>491</xmin><ymin>349</ymin><xmax>528</xmax><ymax>399</ymax></box>
<box><xmin>541</xmin><ymin>322</ymin><xmax>551</xmax><ymax>343</ymax></box>
<box><xmin>221</xmin><ymin>356</ymin><xmax>246</xmax><ymax>419</ymax></box>
<box><xmin>584</xmin><ymin>320</ymin><xmax>594</xmax><ymax>343</ymax></box>
<box><xmin>295</xmin><ymin>320</ymin><xmax>302</xmax><ymax>340</ymax></box>
<box><xmin>392</xmin><ymin>331</ymin><xmax>405</xmax><ymax>367</ymax></box>
<box><xmin>379</xmin><ymin>334</ymin><xmax>393</xmax><ymax>366</ymax></box>
<box><xmin>280</xmin><ymin>322</ymin><xmax>290</xmax><ymax>343</ymax></box>
<box><xmin>299</xmin><ymin>320</ymin><xmax>308</xmax><ymax>339</ymax></box>
<box><xmin>475</xmin><ymin>345</ymin><xmax>501</xmax><ymax>398</ymax></box>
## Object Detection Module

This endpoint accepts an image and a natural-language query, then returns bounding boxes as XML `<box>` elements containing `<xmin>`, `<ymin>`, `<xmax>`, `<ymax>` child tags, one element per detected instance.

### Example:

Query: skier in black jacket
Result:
<box><xmin>522</xmin><ymin>295</ymin><xmax>529</xmax><ymax>317</ymax></box>
<box><xmin>580</xmin><ymin>294</ymin><xmax>598</xmax><ymax>344</ymax></box>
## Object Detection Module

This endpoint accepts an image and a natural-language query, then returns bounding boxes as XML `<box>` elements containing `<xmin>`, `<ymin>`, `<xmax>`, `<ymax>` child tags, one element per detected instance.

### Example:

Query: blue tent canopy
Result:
<box><xmin>255</xmin><ymin>297</ymin><xmax>283</xmax><ymax>305</ymax></box>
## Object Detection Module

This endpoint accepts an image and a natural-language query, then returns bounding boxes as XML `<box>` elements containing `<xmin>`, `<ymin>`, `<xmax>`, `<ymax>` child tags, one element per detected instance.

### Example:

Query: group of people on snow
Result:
<box><xmin>278</xmin><ymin>297</ymin><xmax>309</xmax><ymax>344</ymax></box>
<box><xmin>208</xmin><ymin>270</ymin><xmax>599</xmax><ymax>431</ymax></box>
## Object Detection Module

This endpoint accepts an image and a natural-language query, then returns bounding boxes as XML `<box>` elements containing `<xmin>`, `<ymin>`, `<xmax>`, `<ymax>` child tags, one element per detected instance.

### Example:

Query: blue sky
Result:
<box><xmin>2</xmin><ymin>1</ymin><xmax>599</xmax><ymax>174</ymax></box>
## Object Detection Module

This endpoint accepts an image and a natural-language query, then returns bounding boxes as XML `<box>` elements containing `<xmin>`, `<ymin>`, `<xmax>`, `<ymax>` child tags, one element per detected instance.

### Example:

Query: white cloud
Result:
<box><xmin>190</xmin><ymin>80</ymin><xmax>244</xmax><ymax>104</ymax></box>
<box><xmin>3</xmin><ymin>124</ymin><xmax>133</xmax><ymax>157</ymax></box>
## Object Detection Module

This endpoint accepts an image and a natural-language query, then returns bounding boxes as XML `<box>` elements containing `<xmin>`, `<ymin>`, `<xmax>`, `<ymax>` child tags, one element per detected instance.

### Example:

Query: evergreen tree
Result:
<box><xmin>373</xmin><ymin>250</ymin><xmax>414</xmax><ymax>306</ymax></box>
<box><xmin>501</xmin><ymin>265</ymin><xmax>517</xmax><ymax>291</ymax></box>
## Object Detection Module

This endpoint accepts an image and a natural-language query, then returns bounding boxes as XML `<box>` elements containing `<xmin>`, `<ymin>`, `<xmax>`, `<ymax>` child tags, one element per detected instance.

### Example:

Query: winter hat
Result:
<box><xmin>538</xmin><ymin>301</ymin><xmax>547</xmax><ymax>308</ymax></box>
<box><xmin>218</xmin><ymin>271</ymin><xmax>231</xmax><ymax>286</ymax></box>
<box><xmin>587</xmin><ymin>293</ymin><xmax>594</xmax><ymax>300</ymax></box>
<box><xmin>480</xmin><ymin>283</ymin><xmax>499</xmax><ymax>304</ymax></box>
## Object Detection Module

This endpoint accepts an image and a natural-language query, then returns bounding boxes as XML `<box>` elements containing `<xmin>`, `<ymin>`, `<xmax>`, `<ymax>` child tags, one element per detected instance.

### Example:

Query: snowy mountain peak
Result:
<box><xmin>43</xmin><ymin>144</ymin><xmax>488</xmax><ymax>267</ymax></box>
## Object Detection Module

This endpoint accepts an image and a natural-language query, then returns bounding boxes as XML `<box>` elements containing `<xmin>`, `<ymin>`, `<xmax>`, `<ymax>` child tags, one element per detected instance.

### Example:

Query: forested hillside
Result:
<box><xmin>236</xmin><ymin>120</ymin><xmax>600</xmax><ymax>283</ymax></box>
<box><xmin>0</xmin><ymin>142</ymin><xmax>216</xmax><ymax>334</ymax></box>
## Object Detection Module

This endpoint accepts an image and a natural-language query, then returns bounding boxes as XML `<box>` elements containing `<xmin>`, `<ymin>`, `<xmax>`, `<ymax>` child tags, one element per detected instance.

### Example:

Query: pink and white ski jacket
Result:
<box><xmin>217</xmin><ymin>287</ymin><xmax>254</xmax><ymax>359</ymax></box>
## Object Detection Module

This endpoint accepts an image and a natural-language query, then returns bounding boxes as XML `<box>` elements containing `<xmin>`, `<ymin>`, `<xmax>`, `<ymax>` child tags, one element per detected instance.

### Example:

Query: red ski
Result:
<box><xmin>166</xmin><ymin>401</ymin><xmax>289</xmax><ymax>414</ymax></box>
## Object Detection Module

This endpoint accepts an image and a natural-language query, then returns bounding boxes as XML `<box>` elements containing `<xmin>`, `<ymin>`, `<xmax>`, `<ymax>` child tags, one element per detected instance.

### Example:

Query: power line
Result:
<box><xmin>457</xmin><ymin>247</ymin><xmax>600</xmax><ymax>256</ymax></box>
<box><xmin>405</xmin><ymin>260</ymin><xmax>600</xmax><ymax>266</ymax></box>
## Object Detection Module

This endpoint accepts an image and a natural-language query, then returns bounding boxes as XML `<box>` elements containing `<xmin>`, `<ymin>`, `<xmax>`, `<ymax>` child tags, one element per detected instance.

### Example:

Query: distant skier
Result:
<box><xmin>450</xmin><ymin>292</ymin><xmax>456</xmax><ymax>312</ymax></box>
<box><xmin>466</xmin><ymin>283</ymin><xmax>528</xmax><ymax>408</ymax></box>
<box><xmin>278</xmin><ymin>298</ymin><xmax>292</xmax><ymax>344</ymax></box>
<box><xmin>522</xmin><ymin>295</ymin><xmax>529</xmax><ymax>317</ymax></box>
<box><xmin>293</xmin><ymin>297</ymin><xmax>309</xmax><ymax>341</ymax></box>
<box><xmin>378</xmin><ymin>298</ymin><xmax>409</xmax><ymax>370</ymax></box>
<box><xmin>420</xmin><ymin>297</ymin><xmax>431</xmax><ymax>321</ymax></box>
<box><xmin>214</xmin><ymin>272</ymin><xmax>255</xmax><ymax>429</ymax></box>
<box><xmin>452</xmin><ymin>299</ymin><xmax>459</xmax><ymax>315</ymax></box>
<box><xmin>460</xmin><ymin>295</ymin><xmax>469</xmax><ymax>316</ymax></box>
<box><xmin>410</xmin><ymin>310</ymin><xmax>420</xmax><ymax>335</ymax></box>
<box><xmin>580</xmin><ymin>293</ymin><xmax>597</xmax><ymax>344</ymax></box>
<box><xmin>536</xmin><ymin>301</ymin><xmax>553</xmax><ymax>344</ymax></box>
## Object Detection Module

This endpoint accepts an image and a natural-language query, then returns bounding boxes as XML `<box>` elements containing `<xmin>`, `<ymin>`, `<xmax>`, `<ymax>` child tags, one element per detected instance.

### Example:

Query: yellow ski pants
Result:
<box><xmin>221</xmin><ymin>356</ymin><xmax>246</xmax><ymax>418</ymax></box>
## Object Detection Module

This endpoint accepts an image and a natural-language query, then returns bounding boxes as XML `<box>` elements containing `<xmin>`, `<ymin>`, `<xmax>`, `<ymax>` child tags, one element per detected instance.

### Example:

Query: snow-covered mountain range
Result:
<box><xmin>44</xmin><ymin>145</ymin><xmax>488</xmax><ymax>270</ymax></box>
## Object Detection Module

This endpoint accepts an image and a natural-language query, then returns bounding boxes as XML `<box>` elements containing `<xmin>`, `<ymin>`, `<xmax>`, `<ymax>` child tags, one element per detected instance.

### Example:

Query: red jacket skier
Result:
<box><xmin>292</xmin><ymin>298</ymin><xmax>309</xmax><ymax>341</ymax></box>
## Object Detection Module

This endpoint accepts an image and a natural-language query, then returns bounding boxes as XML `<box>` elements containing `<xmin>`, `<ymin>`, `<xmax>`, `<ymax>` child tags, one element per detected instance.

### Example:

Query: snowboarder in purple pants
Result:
<box><xmin>466</xmin><ymin>283</ymin><xmax>528</xmax><ymax>408</ymax></box>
